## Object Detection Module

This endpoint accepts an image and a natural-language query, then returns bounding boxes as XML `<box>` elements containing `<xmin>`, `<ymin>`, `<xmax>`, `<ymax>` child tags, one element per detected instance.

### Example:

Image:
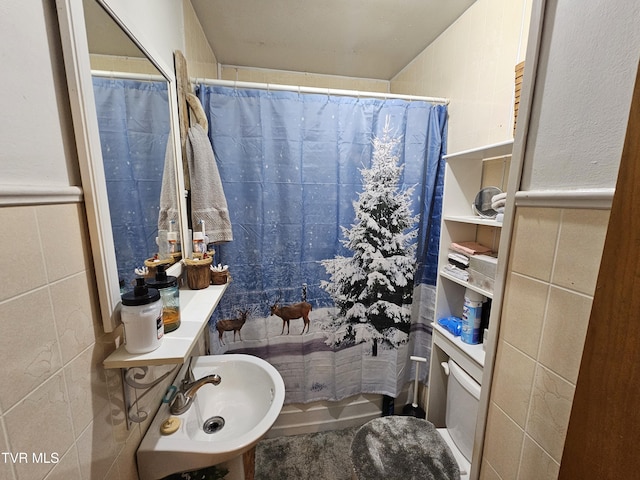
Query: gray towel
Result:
<box><xmin>186</xmin><ymin>123</ymin><xmax>233</xmax><ymax>243</ymax></box>
<box><xmin>158</xmin><ymin>135</ymin><xmax>180</xmax><ymax>232</ymax></box>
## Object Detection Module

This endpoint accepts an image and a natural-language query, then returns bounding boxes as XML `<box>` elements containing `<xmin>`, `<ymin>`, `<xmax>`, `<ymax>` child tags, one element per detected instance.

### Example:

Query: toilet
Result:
<box><xmin>350</xmin><ymin>358</ymin><xmax>480</xmax><ymax>480</ymax></box>
<box><xmin>436</xmin><ymin>358</ymin><xmax>481</xmax><ymax>479</ymax></box>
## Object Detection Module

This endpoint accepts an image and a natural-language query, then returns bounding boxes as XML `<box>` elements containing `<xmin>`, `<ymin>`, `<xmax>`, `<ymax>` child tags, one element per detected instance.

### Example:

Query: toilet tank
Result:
<box><xmin>445</xmin><ymin>359</ymin><xmax>481</xmax><ymax>462</ymax></box>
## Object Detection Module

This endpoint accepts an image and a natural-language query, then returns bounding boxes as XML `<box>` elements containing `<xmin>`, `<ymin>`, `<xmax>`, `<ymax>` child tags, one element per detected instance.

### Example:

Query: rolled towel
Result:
<box><xmin>491</xmin><ymin>192</ymin><xmax>507</xmax><ymax>212</ymax></box>
<box><xmin>492</xmin><ymin>192</ymin><xmax>507</xmax><ymax>203</ymax></box>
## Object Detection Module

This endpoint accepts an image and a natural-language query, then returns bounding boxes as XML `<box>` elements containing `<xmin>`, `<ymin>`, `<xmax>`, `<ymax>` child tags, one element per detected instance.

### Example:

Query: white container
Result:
<box><xmin>461</xmin><ymin>288</ymin><xmax>484</xmax><ymax>345</ymax></box>
<box><xmin>121</xmin><ymin>278</ymin><xmax>164</xmax><ymax>354</ymax></box>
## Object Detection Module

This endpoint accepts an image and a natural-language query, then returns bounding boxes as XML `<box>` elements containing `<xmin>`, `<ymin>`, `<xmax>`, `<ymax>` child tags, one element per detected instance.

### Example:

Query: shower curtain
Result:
<box><xmin>198</xmin><ymin>85</ymin><xmax>447</xmax><ymax>403</ymax></box>
<box><xmin>92</xmin><ymin>77</ymin><xmax>171</xmax><ymax>287</ymax></box>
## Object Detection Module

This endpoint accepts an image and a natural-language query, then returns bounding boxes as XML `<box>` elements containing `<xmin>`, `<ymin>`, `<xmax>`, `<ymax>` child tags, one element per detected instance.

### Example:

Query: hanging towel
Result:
<box><xmin>158</xmin><ymin>135</ymin><xmax>180</xmax><ymax>232</ymax></box>
<box><xmin>186</xmin><ymin>123</ymin><xmax>233</xmax><ymax>243</ymax></box>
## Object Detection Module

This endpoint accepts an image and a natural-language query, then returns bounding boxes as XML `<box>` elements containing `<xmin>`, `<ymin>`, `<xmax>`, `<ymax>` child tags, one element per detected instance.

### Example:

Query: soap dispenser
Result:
<box><xmin>121</xmin><ymin>278</ymin><xmax>164</xmax><ymax>354</ymax></box>
<box><xmin>146</xmin><ymin>264</ymin><xmax>181</xmax><ymax>333</ymax></box>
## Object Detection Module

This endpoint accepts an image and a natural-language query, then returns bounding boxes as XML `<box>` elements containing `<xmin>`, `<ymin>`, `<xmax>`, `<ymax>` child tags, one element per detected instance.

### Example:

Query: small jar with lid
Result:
<box><xmin>121</xmin><ymin>278</ymin><xmax>164</xmax><ymax>354</ymax></box>
<box><xmin>146</xmin><ymin>264</ymin><xmax>181</xmax><ymax>333</ymax></box>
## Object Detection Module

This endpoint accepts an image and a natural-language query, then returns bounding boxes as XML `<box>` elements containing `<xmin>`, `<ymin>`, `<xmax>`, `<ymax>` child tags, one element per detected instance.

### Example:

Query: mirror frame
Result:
<box><xmin>57</xmin><ymin>0</ymin><xmax>187</xmax><ymax>332</ymax></box>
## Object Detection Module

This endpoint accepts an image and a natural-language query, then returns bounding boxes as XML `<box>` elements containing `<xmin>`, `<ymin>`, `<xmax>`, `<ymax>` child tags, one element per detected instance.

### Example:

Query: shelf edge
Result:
<box><xmin>444</xmin><ymin>139</ymin><xmax>514</xmax><ymax>160</ymax></box>
<box><xmin>439</xmin><ymin>270</ymin><xmax>494</xmax><ymax>299</ymax></box>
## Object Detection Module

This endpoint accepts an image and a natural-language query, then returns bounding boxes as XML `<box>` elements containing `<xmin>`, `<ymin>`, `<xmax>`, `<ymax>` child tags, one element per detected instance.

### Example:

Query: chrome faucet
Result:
<box><xmin>170</xmin><ymin>373</ymin><xmax>222</xmax><ymax>415</ymax></box>
<box><xmin>180</xmin><ymin>358</ymin><xmax>195</xmax><ymax>393</ymax></box>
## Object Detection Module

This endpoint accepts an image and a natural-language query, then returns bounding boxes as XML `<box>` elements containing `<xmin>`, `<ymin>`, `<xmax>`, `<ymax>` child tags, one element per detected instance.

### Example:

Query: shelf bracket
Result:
<box><xmin>121</xmin><ymin>365</ymin><xmax>178</xmax><ymax>429</ymax></box>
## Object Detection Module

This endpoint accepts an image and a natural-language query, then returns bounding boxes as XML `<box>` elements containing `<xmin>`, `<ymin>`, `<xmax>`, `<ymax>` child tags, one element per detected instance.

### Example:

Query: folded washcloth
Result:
<box><xmin>448</xmin><ymin>252</ymin><xmax>469</xmax><ymax>269</ymax></box>
<box><xmin>443</xmin><ymin>264</ymin><xmax>470</xmax><ymax>281</ymax></box>
<box><xmin>450</xmin><ymin>241</ymin><xmax>492</xmax><ymax>256</ymax></box>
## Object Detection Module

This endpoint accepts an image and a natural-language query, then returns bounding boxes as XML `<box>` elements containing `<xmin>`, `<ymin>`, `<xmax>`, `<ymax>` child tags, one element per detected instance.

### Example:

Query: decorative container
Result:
<box><xmin>144</xmin><ymin>256</ymin><xmax>175</xmax><ymax>279</ymax></box>
<box><xmin>210</xmin><ymin>269</ymin><xmax>229</xmax><ymax>285</ymax></box>
<box><xmin>185</xmin><ymin>256</ymin><xmax>213</xmax><ymax>289</ymax></box>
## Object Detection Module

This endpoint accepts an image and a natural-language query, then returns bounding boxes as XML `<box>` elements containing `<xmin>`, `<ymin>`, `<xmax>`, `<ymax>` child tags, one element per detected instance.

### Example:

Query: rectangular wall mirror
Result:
<box><xmin>57</xmin><ymin>0</ymin><xmax>187</xmax><ymax>332</ymax></box>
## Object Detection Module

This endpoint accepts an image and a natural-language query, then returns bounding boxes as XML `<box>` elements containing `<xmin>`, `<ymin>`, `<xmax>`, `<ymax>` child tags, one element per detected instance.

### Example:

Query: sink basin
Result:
<box><xmin>137</xmin><ymin>354</ymin><xmax>285</xmax><ymax>480</ymax></box>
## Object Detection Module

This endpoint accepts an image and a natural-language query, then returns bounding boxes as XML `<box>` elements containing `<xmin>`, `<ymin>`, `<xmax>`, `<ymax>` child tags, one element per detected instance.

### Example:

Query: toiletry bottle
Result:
<box><xmin>146</xmin><ymin>265</ymin><xmax>181</xmax><ymax>333</ymax></box>
<box><xmin>167</xmin><ymin>231</ymin><xmax>180</xmax><ymax>254</ymax></box>
<box><xmin>461</xmin><ymin>288</ymin><xmax>484</xmax><ymax>345</ymax></box>
<box><xmin>121</xmin><ymin>278</ymin><xmax>164</xmax><ymax>354</ymax></box>
<box><xmin>167</xmin><ymin>220</ymin><xmax>180</xmax><ymax>254</ymax></box>
<box><xmin>193</xmin><ymin>231</ymin><xmax>206</xmax><ymax>256</ymax></box>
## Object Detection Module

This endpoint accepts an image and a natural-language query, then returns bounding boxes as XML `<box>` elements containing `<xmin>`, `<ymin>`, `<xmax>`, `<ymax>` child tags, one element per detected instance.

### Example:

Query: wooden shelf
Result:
<box><xmin>103</xmin><ymin>283</ymin><xmax>228</xmax><ymax>369</ymax></box>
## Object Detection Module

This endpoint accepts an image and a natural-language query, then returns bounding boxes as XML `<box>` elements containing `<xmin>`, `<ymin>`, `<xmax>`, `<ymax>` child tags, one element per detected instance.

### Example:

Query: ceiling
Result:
<box><xmin>190</xmin><ymin>0</ymin><xmax>476</xmax><ymax>80</ymax></box>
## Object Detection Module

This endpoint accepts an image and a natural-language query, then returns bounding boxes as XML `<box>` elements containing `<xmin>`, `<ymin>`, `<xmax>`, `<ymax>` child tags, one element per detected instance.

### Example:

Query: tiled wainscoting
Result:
<box><xmin>0</xmin><ymin>203</ymin><xmax>175</xmax><ymax>480</ymax></box>
<box><xmin>481</xmin><ymin>205</ymin><xmax>610</xmax><ymax>479</ymax></box>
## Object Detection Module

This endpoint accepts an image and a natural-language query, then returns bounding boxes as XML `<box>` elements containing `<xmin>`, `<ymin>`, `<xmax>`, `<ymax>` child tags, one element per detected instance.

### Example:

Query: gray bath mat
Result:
<box><xmin>350</xmin><ymin>416</ymin><xmax>460</xmax><ymax>480</ymax></box>
<box><xmin>255</xmin><ymin>425</ymin><xmax>359</xmax><ymax>480</ymax></box>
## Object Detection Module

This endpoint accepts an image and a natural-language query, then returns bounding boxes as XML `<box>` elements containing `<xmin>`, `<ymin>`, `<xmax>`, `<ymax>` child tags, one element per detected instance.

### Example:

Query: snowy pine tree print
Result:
<box><xmin>321</xmin><ymin>119</ymin><xmax>418</xmax><ymax>350</ymax></box>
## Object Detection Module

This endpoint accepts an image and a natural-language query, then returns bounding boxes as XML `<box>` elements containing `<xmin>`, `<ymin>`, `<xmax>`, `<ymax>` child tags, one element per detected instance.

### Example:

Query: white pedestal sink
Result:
<box><xmin>137</xmin><ymin>354</ymin><xmax>285</xmax><ymax>480</ymax></box>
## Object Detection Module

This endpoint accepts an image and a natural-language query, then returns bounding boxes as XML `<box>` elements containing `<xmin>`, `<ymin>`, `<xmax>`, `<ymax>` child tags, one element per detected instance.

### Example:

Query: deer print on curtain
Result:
<box><xmin>198</xmin><ymin>85</ymin><xmax>447</xmax><ymax>403</ymax></box>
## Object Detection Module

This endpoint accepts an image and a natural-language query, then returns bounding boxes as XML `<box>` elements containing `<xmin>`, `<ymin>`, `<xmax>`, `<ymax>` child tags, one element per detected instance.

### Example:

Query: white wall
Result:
<box><xmin>521</xmin><ymin>0</ymin><xmax>640</xmax><ymax>190</ymax></box>
<box><xmin>391</xmin><ymin>0</ymin><xmax>533</xmax><ymax>153</ymax></box>
<box><xmin>1</xmin><ymin>1</ymin><xmax>79</xmax><ymax>188</ymax></box>
<box><xmin>103</xmin><ymin>0</ymin><xmax>185</xmax><ymax>75</ymax></box>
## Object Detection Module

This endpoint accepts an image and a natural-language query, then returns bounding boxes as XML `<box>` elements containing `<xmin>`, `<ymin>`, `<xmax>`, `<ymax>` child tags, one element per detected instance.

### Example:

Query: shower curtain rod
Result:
<box><xmin>192</xmin><ymin>78</ymin><xmax>450</xmax><ymax>105</ymax></box>
<box><xmin>91</xmin><ymin>69</ymin><xmax>165</xmax><ymax>82</ymax></box>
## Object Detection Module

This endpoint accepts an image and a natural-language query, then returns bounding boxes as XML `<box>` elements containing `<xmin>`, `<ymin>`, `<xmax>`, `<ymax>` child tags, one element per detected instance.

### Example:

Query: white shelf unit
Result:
<box><xmin>426</xmin><ymin>140</ymin><xmax>513</xmax><ymax>441</ymax></box>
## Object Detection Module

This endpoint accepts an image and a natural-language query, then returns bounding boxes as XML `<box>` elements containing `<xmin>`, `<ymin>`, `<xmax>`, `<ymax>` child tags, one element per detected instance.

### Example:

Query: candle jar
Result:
<box><xmin>146</xmin><ymin>264</ymin><xmax>181</xmax><ymax>333</ymax></box>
